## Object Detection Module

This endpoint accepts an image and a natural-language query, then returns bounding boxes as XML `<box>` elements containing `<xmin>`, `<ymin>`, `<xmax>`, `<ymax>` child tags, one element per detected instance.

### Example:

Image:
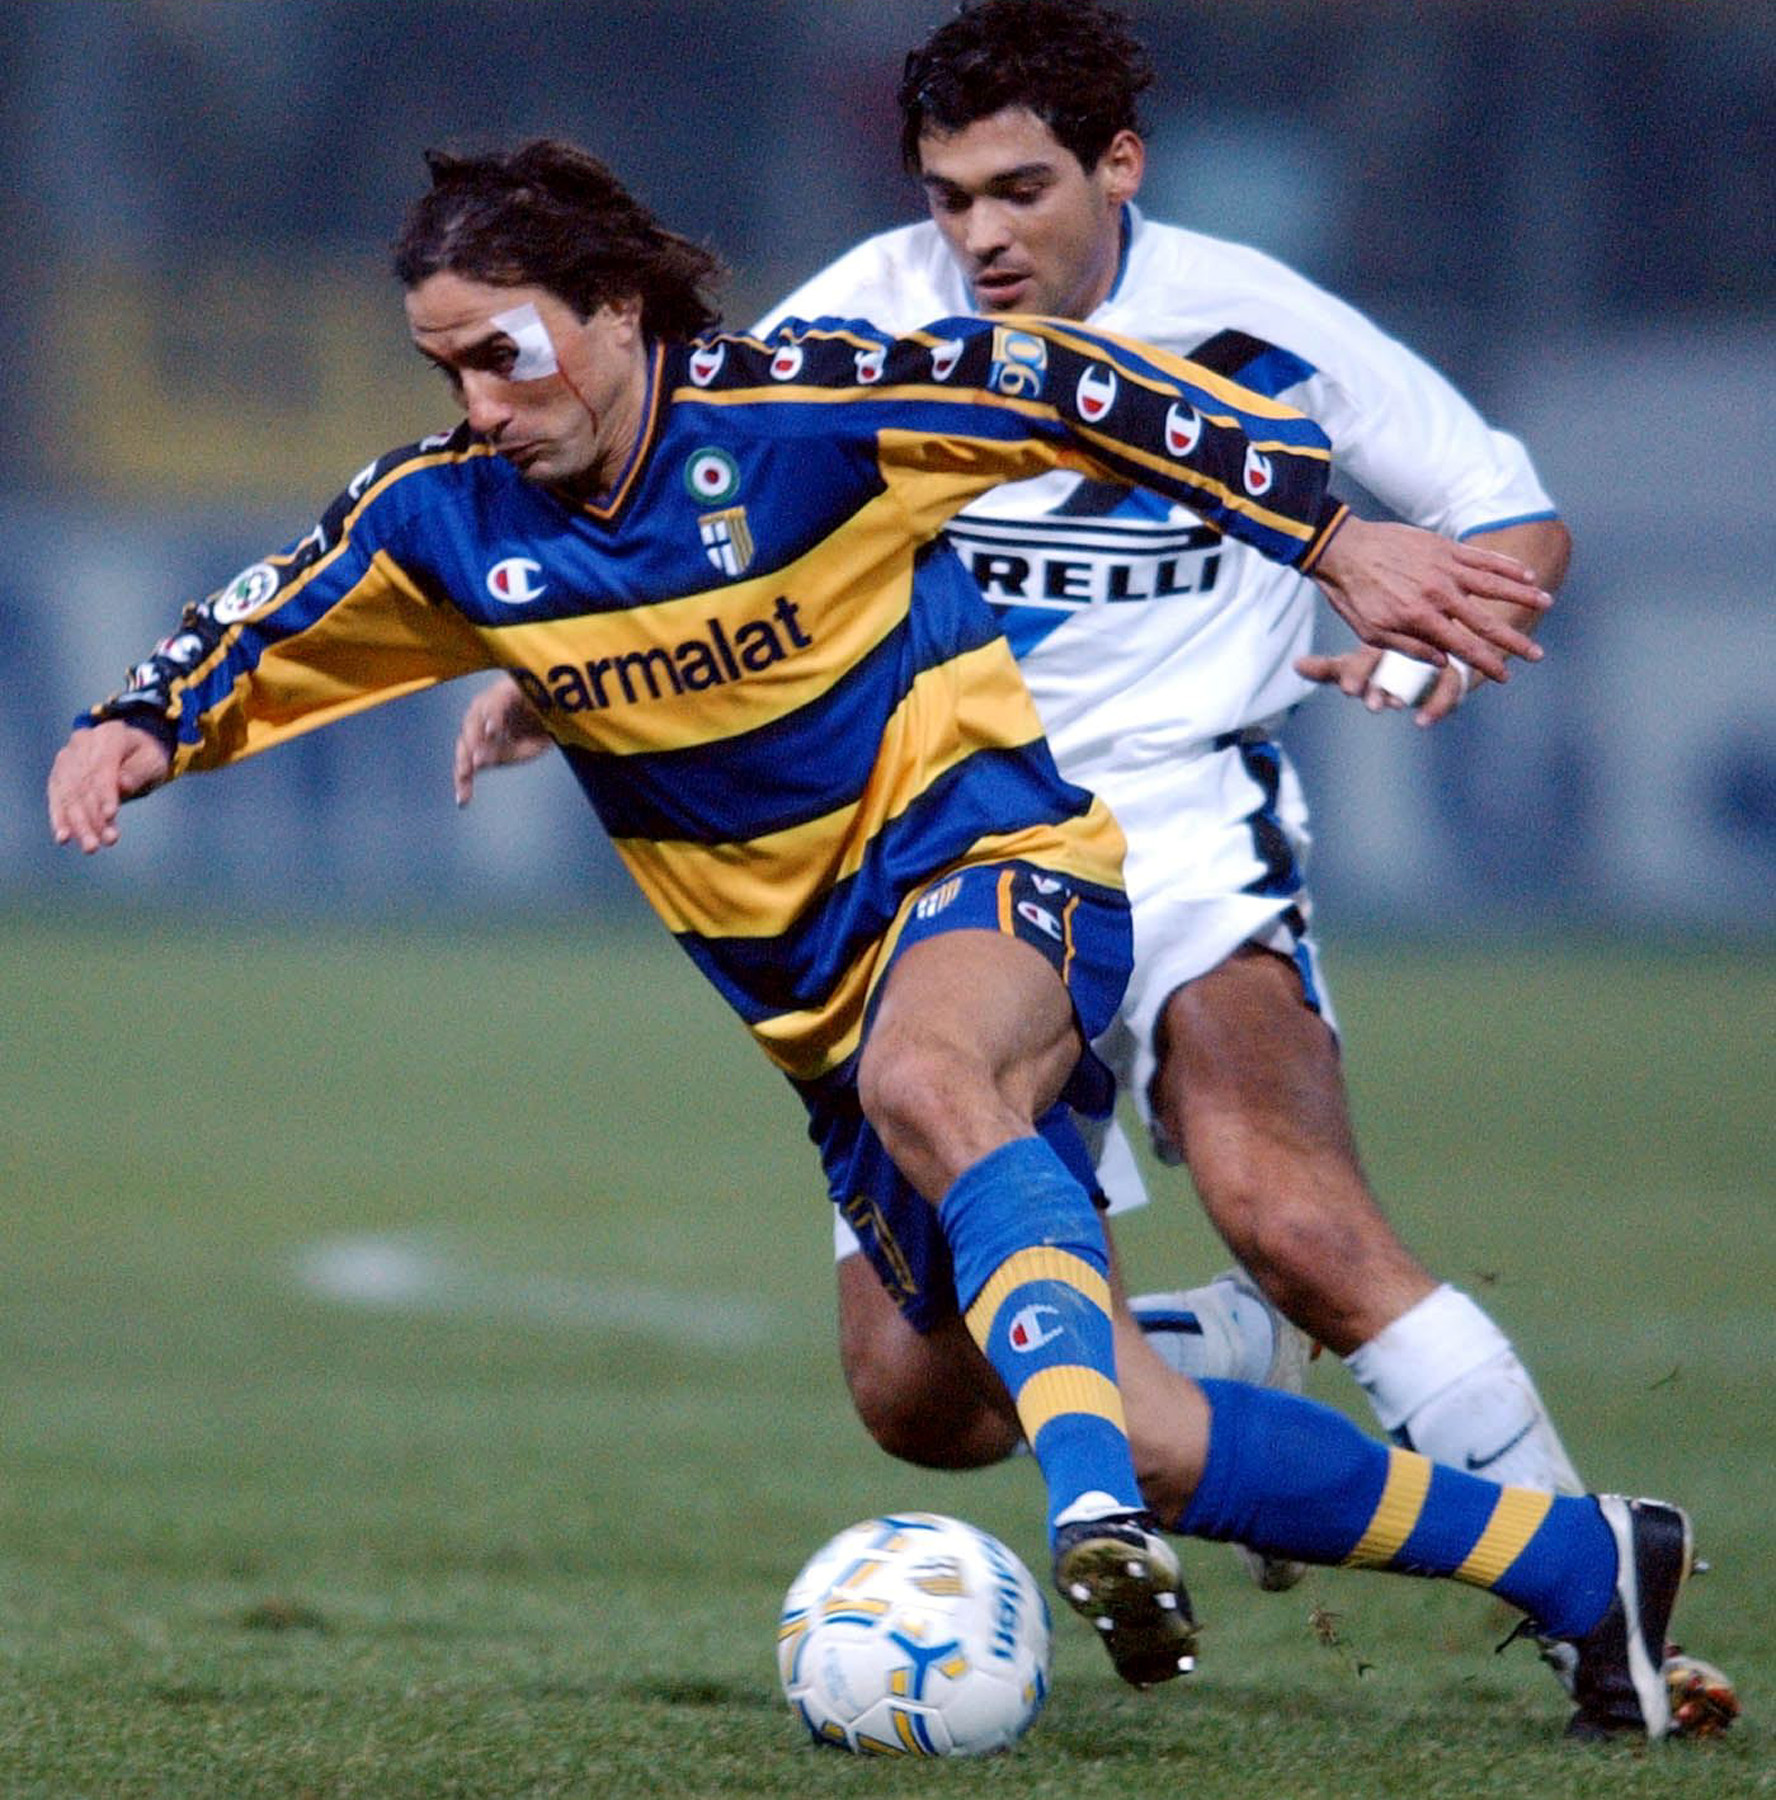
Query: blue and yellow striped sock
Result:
<box><xmin>1179</xmin><ymin>1380</ymin><xmax>1618</xmax><ymax>1638</ymax></box>
<box><xmin>939</xmin><ymin>1136</ymin><xmax>1143</xmax><ymax>1540</ymax></box>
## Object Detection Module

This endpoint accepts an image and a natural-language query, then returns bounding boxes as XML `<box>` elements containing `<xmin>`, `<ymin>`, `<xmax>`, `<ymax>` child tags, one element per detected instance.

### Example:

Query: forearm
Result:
<box><xmin>1466</xmin><ymin>517</ymin><xmax>1571</xmax><ymax>627</ymax></box>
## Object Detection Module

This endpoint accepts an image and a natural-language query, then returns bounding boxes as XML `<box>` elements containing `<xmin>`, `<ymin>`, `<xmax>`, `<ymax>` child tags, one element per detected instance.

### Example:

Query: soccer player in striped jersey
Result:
<box><xmin>50</xmin><ymin>137</ymin><xmax>1705</xmax><ymax>1736</ymax></box>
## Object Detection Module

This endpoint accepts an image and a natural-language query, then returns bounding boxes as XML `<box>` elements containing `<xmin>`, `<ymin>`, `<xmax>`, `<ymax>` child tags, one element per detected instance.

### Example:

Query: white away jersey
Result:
<box><xmin>759</xmin><ymin>208</ymin><xmax>1558</xmax><ymax>783</ymax></box>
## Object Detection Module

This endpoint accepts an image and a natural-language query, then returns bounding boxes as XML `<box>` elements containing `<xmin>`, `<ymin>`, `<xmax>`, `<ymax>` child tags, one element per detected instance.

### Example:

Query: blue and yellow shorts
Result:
<box><xmin>795</xmin><ymin>859</ymin><xmax>1132</xmax><ymax>1331</ymax></box>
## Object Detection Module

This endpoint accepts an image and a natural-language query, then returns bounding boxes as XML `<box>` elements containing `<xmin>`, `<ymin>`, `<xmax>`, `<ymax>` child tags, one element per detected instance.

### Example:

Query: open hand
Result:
<box><xmin>47</xmin><ymin>720</ymin><xmax>172</xmax><ymax>853</ymax></box>
<box><xmin>453</xmin><ymin>675</ymin><xmax>552</xmax><ymax>805</ymax></box>
<box><xmin>1309</xmin><ymin>517</ymin><xmax>1549</xmax><ymax>683</ymax></box>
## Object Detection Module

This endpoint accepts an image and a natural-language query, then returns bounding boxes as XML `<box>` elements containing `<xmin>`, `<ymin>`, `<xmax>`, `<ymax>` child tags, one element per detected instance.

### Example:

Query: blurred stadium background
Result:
<box><xmin>6</xmin><ymin>0</ymin><xmax>1772</xmax><ymax>937</ymax></box>
<box><xmin>2</xmin><ymin>7</ymin><xmax>1770</xmax><ymax>1788</ymax></box>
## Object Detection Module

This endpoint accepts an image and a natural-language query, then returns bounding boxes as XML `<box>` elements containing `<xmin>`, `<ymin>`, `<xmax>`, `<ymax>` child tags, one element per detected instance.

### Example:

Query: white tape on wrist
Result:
<box><xmin>1370</xmin><ymin>651</ymin><xmax>1471</xmax><ymax>706</ymax></box>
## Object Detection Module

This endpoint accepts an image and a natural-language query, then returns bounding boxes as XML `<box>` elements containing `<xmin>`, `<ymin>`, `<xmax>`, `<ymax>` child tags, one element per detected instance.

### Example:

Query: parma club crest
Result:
<box><xmin>700</xmin><ymin>506</ymin><xmax>755</xmax><ymax>576</ymax></box>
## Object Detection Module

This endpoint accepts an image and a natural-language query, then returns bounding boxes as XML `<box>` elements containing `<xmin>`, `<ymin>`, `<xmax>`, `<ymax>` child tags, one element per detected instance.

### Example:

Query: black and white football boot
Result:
<box><xmin>1052</xmin><ymin>1508</ymin><xmax>1197</xmax><ymax>1689</ymax></box>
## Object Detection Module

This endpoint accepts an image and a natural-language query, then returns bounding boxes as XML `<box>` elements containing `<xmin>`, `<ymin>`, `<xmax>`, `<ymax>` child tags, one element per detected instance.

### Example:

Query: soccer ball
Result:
<box><xmin>777</xmin><ymin>1511</ymin><xmax>1051</xmax><ymax>1756</ymax></box>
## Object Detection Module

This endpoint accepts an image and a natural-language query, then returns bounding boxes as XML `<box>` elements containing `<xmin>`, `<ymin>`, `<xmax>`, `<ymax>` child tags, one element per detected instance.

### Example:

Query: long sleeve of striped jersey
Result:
<box><xmin>76</xmin><ymin>431</ymin><xmax>497</xmax><ymax>775</ymax></box>
<box><xmin>735</xmin><ymin>313</ymin><xmax>1346</xmax><ymax>571</ymax></box>
<box><xmin>75</xmin><ymin>312</ymin><xmax>1343</xmax><ymax>783</ymax></box>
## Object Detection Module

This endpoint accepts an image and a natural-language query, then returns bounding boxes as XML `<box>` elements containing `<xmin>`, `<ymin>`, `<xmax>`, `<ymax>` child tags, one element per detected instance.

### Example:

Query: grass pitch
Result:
<box><xmin>0</xmin><ymin>913</ymin><xmax>1767</xmax><ymax>1796</ymax></box>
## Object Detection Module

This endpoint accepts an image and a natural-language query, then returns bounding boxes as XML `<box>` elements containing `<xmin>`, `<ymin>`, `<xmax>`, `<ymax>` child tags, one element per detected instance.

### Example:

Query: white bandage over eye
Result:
<box><xmin>490</xmin><ymin>302</ymin><xmax>560</xmax><ymax>380</ymax></box>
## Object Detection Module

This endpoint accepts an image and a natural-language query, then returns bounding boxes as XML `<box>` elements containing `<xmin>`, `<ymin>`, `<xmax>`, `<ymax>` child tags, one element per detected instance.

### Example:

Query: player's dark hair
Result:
<box><xmin>393</xmin><ymin>138</ymin><xmax>725</xmax><ymax>340</ymax></box>
<box><xmin>898</xmin><ymin>0</ymin><xmax>1154</xmax><ymax>173</ymax></box>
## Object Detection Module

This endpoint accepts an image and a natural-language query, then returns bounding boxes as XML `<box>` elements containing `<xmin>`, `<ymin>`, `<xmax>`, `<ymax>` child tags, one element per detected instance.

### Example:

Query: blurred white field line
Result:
<box><xmin>292</xmin><ymin>1232</ymin><xmax>769</xmax><ymax>1348</ymax></box>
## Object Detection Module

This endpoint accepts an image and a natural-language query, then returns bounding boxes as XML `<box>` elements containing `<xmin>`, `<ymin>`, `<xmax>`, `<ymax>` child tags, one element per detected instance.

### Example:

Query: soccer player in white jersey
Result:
<box><xmin>746</xmin><ymin>0</ymin><xmax>1727</xmax><ymax>1724</ymax></box>
<box><xmin>764</xmin><ymin>0</ymin><xmax>1581</xmax><ymax>1496</ymax></box>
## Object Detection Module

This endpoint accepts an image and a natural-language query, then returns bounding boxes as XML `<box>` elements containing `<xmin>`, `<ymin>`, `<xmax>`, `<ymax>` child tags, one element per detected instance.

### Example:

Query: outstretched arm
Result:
<box><xmin>47</xmin><ymin>720</ymin><xmax>174</xmax><ymax>854</ymax></box>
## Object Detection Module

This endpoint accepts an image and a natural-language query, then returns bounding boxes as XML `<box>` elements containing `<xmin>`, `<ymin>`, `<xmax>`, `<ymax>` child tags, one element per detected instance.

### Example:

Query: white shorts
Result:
<box><xmin>833</xmin><ymin>731</ymin><xmax>1334</xmax><ymax>1259</ymax></box>
<box><xmin>1096</xmin><ymin>731</ymin><xmax>1335</xmax><ymax>1150</ymax></box>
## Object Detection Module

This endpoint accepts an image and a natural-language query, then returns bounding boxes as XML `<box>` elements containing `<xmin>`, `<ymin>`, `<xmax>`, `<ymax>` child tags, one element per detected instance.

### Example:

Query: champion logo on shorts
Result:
<box><xmin>1007</xmin><ymin>1304</ymin><xmax>1064</xmax><ymax>1353</ymax></box>
<box><xmin>1016</xmin><ymin>900</ymin><xmax>1063</xmax><ymax>942</ymax></box>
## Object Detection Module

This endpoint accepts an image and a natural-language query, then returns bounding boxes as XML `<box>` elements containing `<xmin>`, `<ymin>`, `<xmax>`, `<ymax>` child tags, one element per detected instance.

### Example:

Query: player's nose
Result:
<box><xmin>962</xmin><ymin>199</ymin><xmax>1013</xmax><ymax>262</ymax></box>
<box><xmin>460</xmin><ymin>372</ymin><xmax>512</xmax><ymax>437</ymax></box>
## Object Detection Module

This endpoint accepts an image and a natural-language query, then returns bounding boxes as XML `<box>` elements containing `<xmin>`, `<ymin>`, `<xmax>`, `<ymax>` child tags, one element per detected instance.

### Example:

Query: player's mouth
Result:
<box><xmin>972</xmin><ymin>267</ymin><xmax>1036</xmax><ymax>310</ymax></box>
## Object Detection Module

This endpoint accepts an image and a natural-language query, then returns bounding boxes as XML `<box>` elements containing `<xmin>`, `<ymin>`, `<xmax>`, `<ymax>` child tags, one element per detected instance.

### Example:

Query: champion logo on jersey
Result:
<box><xmin>1007</xmin><ymin>1304</ymin><xmax>1065</xmax><ymax>1353</ymax></box>
<box><xmin>486</xmin><ymin>557</ymin><xmax>547</xmax><ymax>605</ymax></box>
<box><xmin>1165</xmin><ymin>402</ymin><xmax>1203</xmax><ymax>458</ymax></box>
<box><xmin>688</xmin><ymin>343</ymin><xmax>725</xmax><ymax>386</ymax></box>
<box><xmin>698</xmin><ymin>506</ymin><xmax>755</xmax><ymax>576</ymax></box>
<box><xmin>153</xmin><ymin>630</ymin><xmax>203</xmax><ymax>667</ymax></box>
<box><xmin>1030</xmin><ymin>873</ymin><xmax>1066</xmax><ymax>896</ymax></box>
<box><xmin>988</xmin><ymin>327</ymin><xmax>1047</xmax><ymax>399</ymax></box>
<box><xmin>930</xmin><ymin>337</ymin><xmax>964</xmax><ymax>380</ymax></box>
<box><xmin>1076</xmin><ymin>364</ymin><xmax>1118</xmax><ymax>422</ymax></box>
<box><xmin>854</xmin><ymin>344</ymin><xmax>886</xmax><ymax>384</ymax></box>
<box><xmin>684</xmin><ymin>446</ymin><xmax>741</xmax><ymax>505</ymax></box>
<box><xmin>770</xmin><ymin>341</ymin><xmax>804</xmax><ymax>381</ymax></box>
<box><xmin>1016</xmin><ymin>900</ymin><xmax>1063</xmax><ymax>942</ymax></box>
<box><xmin>1243</xmin><ymin>445</ymin><xmax>1274</xmax><ymax>496</ymax></box>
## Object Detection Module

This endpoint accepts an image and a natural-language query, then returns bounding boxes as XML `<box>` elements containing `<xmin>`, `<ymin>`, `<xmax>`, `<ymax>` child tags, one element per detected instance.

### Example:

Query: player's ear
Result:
<box><xmin>605</xmin><ymin>294</ymin><xmax>645</xmax><ymax>340</ymax></box>
<box><xmin>1098</xmin><ymin>130</ymin><xmax>1145</xmax><ymax>207</ymax></box>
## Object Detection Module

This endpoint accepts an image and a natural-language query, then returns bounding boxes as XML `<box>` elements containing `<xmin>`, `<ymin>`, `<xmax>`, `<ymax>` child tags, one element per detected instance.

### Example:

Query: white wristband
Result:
<box><xmin>1370</xmin><ymin>651</ymin><xmax>1471</xmax><ymax>706</ymax></box>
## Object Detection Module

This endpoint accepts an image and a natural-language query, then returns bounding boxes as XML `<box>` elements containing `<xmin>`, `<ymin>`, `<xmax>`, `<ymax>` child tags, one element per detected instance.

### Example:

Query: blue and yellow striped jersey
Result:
<box><xmin>85</xmin><ymin>312</ymin><xmax>1343</xmax><ymax>1084</ymax></box>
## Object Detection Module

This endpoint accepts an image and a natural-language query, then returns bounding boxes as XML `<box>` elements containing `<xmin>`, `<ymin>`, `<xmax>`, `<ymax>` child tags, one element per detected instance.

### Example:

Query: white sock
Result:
<box><xmin>1343</xmin><ymin>1285</ymin><xmax>1584</xmax><ymax>1494</ymax></box>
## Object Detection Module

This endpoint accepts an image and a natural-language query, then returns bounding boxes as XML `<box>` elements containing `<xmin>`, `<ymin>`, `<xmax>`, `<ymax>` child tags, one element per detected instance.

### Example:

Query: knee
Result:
<box><xmin>837</xmin><ymin>1272</ymin><xmax>1018</xmax><ymax>1471</ymax></box>
<box><xmin>857</xmin><ymin>1033</ymin><xmax>969</xmax><ymax>1163</ymax></box>
<box><xmin>842</xmin><ymin>1345</ymin><xmax>1016</xmax><ymax>1470</ymax></box>
<box><xmin>857</xmin><ymin>1030</ymin><xmax>950</xmax><ymax>1137</ymax></box>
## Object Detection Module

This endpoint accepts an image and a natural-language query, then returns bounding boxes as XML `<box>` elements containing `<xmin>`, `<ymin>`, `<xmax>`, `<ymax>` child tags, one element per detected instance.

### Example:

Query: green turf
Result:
<box><xmin>0</xmin><ymin>913</ymin><xmax>1768</xmax><ymax>1796</ymax></box>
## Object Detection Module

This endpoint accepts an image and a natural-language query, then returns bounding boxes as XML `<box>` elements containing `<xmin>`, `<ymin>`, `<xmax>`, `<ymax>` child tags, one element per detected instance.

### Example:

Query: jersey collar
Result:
<box><xmin>1100</xmin><ymin>203</ymin><xmax>1139</xmax><ymax>312</ymax></box>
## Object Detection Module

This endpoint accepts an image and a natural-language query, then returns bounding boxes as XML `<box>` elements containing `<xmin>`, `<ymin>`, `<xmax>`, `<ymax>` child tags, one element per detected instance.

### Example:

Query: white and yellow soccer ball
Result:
<box><xmin>777</xmin><ymin>1512</ymin><xmax>1051</xmax><ymax>1757</ymax></box>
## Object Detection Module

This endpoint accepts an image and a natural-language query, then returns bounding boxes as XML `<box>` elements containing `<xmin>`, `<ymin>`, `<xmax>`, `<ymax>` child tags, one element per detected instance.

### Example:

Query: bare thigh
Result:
<box><xmin>1154</xmin><ymin>944</ymin><xmax>1434</xmax><ymax>1353</ymax></box>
